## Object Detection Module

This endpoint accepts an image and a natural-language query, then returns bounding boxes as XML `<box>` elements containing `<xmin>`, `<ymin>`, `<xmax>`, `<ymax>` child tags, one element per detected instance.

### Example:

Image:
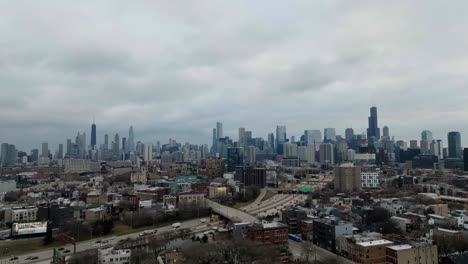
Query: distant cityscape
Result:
<box><xmin>0</xmin><ymin>106</ymin><xmax>465</xmax><ymax>171</ymax></box>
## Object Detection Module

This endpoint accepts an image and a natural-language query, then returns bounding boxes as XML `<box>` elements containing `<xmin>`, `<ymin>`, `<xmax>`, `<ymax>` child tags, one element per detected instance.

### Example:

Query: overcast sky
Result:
<box><xmin>1</xmin><ymin>0</ymin><xmax>468</xmax><ymax>151</ymax></box>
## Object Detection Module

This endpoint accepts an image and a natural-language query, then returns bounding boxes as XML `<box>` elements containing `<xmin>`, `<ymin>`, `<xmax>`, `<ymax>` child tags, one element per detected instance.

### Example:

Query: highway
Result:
<box><xmin>206</xmin><ymin>199</ymin><xmax>258</xmax><ymax>223</ymax></box>
<box><xmin>0</xmin><ymin>218</ymin><xmax>205</xmax><ymax>264</ymax></box>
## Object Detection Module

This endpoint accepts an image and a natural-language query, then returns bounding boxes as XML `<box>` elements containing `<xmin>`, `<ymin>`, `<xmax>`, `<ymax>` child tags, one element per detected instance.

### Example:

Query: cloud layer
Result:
<box><xmin>1</xmin><ymin>0</ymin><xmax>468</xmax><ymax>151</ymax></box>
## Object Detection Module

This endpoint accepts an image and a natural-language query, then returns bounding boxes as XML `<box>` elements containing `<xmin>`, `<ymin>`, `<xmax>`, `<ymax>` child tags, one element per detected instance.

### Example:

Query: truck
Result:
<box><xmin>172</xmin><ymin>223</ymin><xmax>181</xmax><ymax>229</ymax></box>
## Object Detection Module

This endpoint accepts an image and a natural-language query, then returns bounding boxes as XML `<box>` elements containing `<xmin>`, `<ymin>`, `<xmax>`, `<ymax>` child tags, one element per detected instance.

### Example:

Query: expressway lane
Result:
<box><xmin>0</xmin><ymin>218</ymin><xmax>205</xmax><ymax>264</ymax></box>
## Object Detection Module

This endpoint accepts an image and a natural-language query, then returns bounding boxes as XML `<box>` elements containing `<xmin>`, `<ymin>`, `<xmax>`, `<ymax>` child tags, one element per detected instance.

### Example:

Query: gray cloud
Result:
<box><xmin>1</xmin><ymin>0</ymin><xmax>468</xmax><ymax>151</ymax></box>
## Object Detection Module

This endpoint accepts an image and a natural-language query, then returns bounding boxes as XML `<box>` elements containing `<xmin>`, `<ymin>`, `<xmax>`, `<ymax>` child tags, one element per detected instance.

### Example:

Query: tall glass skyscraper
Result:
<box><xmin>447</xmin><ymin>131</ymin><xmax>462</xmax><ymax>158</ymax></box>
<box><xmin>366</xmin><ymin>107</ymin><xmax>380</xmax><ymax>140</ymax></box>
<box><xmin>91</xmin><ymin>123</ymin><xmax>97</xmax><ymax>147</ymax></box>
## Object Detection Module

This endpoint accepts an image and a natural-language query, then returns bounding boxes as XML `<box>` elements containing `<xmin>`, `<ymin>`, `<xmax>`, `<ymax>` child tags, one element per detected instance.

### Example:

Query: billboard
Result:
<box><xmin>12</xmin><ymin>222</ymin><xmax>48</xmax><ymax>236</ymax></box>
<box><xmin>139</xmin><ymin>200</ymin><xmax>152</xmax><ymax>208</ymax></box>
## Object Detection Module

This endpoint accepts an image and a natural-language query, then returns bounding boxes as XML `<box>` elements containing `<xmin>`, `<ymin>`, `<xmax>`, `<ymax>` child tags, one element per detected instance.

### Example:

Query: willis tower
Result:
<box><xmin>367</xmin><ymin>107</ymin><xmax>380</xmax><ymax>141</ymax></box>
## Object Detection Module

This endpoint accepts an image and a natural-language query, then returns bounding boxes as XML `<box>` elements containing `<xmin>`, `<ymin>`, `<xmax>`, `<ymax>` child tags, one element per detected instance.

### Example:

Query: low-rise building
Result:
<box><xmin>355</xmin><ymin>239</ymin><xmax>393</xmax><ymax>264</ymax></box>
<box><xmin>12</xmin><ymin>206</ymin><xmax>38</xmax><ymax>222</ymax></box>
<box><xmin>208</xmin><ymin>186</ymin><xmax>228</xmax><ymax>199</ymax></box>
<box><xmin>98</xmin><ymin>247</ymin><xmax>131</xmax><ymax>264</ymax></box>
<box><xmin>361</xmin><ymin>171</ymin><xmax>380</xmax><ymax>188</ymax></box>
<box><xmin>247</xmin><ymin>222</ymin><xmax>288</xmax><ymax>244</ymax></box>
<box><xmin>386</xmin><ymin>243</ymin><xmax>438</xmax><ymax>264</ymax></box>
<box><xmin>313</xmin><ymin>217</ymin><xmax>354</xmax><ymax>252</ymax></box>
<box><xmin>178</xmin><ymin>192</ymin><xmax>205</xmax><ymax>206</ymax></box>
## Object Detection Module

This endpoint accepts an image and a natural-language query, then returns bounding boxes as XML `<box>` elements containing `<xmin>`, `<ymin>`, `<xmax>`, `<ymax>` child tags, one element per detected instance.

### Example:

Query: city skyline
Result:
<box><xmin>2</xmin><ymin>1</ymin><xmax>468</xmax><ymax>149</ymax></box>
<box><xmin>1</xmin><ymin>107</ymin><xmax>464</xmax><ymax>155</ymax></box>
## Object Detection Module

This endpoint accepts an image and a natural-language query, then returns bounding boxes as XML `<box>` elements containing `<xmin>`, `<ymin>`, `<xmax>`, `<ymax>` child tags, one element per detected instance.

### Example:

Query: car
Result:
<box><xmin>9</xmin><ymin>257</ymin><xmax>18</xmax><ymax>261</ymax></box>
<box><xmin>200</xmin><ymin>218</ymin><xmax>207</xmax><ymax>223</ymax></box>
<box><xmin>93</xmin><ymin>243</ymin><xmax>101</xmax><ymax>247</ymax></box>
<box><xmin>102</xmin><ymin>240</ymin><xmax>109</xmax><ymax>244</ymax></box>
<box><xmin>25</xmin><ymin>256</ymin><xmax>33</xmax><ymax>260</ymax></box>
<box><xmin>95</xmin><ymin>240</ymin><xmax>102</xmax><ymax>244</ymax></box>
<box><xmin>58</xmin><ymin>248</ymin><xmax>65</xmax><ymax>251</ymax></box>
<box><xmin>63</xmin><ymin>250</ymin><xmax>71</xmax><ymax>254</ymax></box>
<box><xmin>30</xmin><ymin>257</ymin><xmax>38</xmax><ymax>260</ymax></box>
<box><xmin>108</xmin><ymin>236</ymin><xmax>116</xmax><ymax>240</ymax></box>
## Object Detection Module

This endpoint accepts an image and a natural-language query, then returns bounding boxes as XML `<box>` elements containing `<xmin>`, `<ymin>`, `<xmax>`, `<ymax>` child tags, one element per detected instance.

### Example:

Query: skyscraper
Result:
<box><xmin>58</xmin><ymin>144</ymin><xmax>64</xmax><ymax>159</ymax></box>
<box><xmin>366</xmin><ymin>107</ymin><xmax>380</xmax><ymax>140</ymax></box>
<box><xmin>267</xmin><ymin>133</ymin><xmax>274</xmax><ymax>149</ymax></box>
<box><xmin>113</xmin><ymin>133</ymin><xmax>120</xmax><ymax>160</ymax></box>
<box><xmin>319</xmin><ymin>143</ymin><xmax>334</xmax><ymax>164</ymax></box>
<box><xmin>238</xmin><ymin>127</ymin><xmax>246</xmax><ymax>147</ymax></box>
<box><xmin>276</xmin><ymin>126</ymin><xmax>286</xmax><ymax>153</ymax></box>
<box><xmin>324</xmin><ymin>128</ymin><xmax>336</xmax><ymax>142</ymax></box>
<box><xmin>345</xmin><ymin>128</ymin><xmax>354</xmax><ymax>142</ymax></box>
<box><xmin>305</xmin><ymin>130</ymin><xmax>322</xmax><ymax>146</ymax></box>
<box><xmin>216</xmin><ymin>122</ymin><xmax>223</xmax><ymax>139</ymax></box>
<box><xmin>127</xmin><ymin>126</ymin><xmax>135</xmax><ymax>152</ymax></box>
<box><xmin>421</xmin><ymin>130</ymin><xmax>433</xmax><ymax>142</ymax></box>
<box><xmin>41</xmin><ymin>142</ymin><xmax>49</xmax><ymax>158</ymax></box>
<box><xmin>227</xmin><ymin>147</ymin><xmax>244</xmax><ymax>172</ymax></box>
<box><xmin>143</xmin><ymin>143</ymin><xmax>153</xmax><ymax>161</ymax></box>
<box><xmin>447</xmin><ymin>131</ymin><xmax>462</xmax><ymax>158</ymax></box>
<box><xmin>104</xmin><ymin>134</ymin><xmax>109</xmax><ymax>149</ymax></box>
<box><xmin>91</xmin><ymin>122</ymin><xmax>97</xmax><ymax>148</ymax></box>
<box><xmin>66</xmin><ymin>139</ymin><xmax>72</xmax><ymax>156</ymax></box>
<box><xmin>0</xmin><ymin>143</ymin><xmax>9</xmax><ymax>166</ymax></box>
<box><xmin>382</xmin><ymin>126</ymin><xmax>389</xmax><ymax>139</ymax></box>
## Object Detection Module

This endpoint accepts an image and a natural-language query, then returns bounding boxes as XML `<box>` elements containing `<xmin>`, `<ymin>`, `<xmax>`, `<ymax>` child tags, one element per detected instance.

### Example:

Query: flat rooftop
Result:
<box><xmin>357</xmin><ymin>239</ymin><xmax>393</xmax><ymax>247</ymax></box>
<box><xmin>387</xmin><ymin>244</ymin><xmax>412</xmax><ymax>251</ymax></box>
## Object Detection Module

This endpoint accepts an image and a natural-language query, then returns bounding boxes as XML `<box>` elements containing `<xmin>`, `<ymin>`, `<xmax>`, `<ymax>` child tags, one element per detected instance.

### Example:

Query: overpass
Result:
<box><xmin>206</xmin><ymin>199</ymin><xmax>259</xmax><ymax>223</ymax></box>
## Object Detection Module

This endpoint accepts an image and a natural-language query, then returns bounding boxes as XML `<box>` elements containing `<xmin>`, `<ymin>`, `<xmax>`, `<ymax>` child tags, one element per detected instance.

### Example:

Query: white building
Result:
<box><xmin>143</xmin><ymin>143</ymin><xmax>153</xmax><ymax>161</ymax></box>
<box><xmin>99</xmin><ymin>247</ymin><xmax>131</xmax><ymax>264</ymax></box>
<box><xmin>361</xmin><ymin>171</ymin><xmax>380</xmax><ymax>188</ymax></box>
<box><xmin>12</xmin><ymin>206</ymin><xmax>38</xmax><ymax>222</ymax></box>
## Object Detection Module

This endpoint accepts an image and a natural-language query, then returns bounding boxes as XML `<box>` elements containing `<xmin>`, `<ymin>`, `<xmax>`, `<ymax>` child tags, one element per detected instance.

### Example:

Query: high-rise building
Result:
<box><xmin>127</xmin><ymin>126</ymin><xmax>135</xmax><ymax>152</ymax></box>
<box><xmin>382</xmin><ymin>126</ymin><xmax>389</xmax><ymax>139</ymax></box>
<box><xmin>227</xmin><ymin>147</ymin><xmax>244</xmax><ymax>172</ymax></box>
<box><xmin>58</xmin><ymin>144</ymin><xmax>64</xmax><ymax>159</ymax></box>
<box><xmin>211</xmin><ymin>128</ymin><xmax>217</xmax><ymax>154</ymax></box>
<box><xmin>464</xmin><ymin>148</ymin><xmax>468</xmax><ymax>171</ymax></box>
<box><xmin>41</xmin><ymin>142</ymin><xmax>49</xmax><ymax>158</ymax></box>
<box><xmin>276</xmin><ymin>125</ymin><xmax>287</xmax><ymax>148</ymax></box>
<box><xmin>0</xmin><ymin>143</ymin><xmax>16</xmax><ymax>166</ymax></box>
<box><xmin>319</xmin><ymin>143</ymin><xmax>334</xmax><ymax>164</ymax></box>
<box><xmin>435</xmin><ymin>140</ymin><xmax>443</xmax><ymax>159</ymax></box>
<box><xmin>216</xmin><ymin>122</ymin><xmax>223</xmax><ymax>139</ymax></box>
<box><xmin>305</xmin><ymin>130</ymin><xmax>322</xmax><ymax>146</ymax></box>
<box><xmin>366</xmin><ymin>106</ymin><xmax>380</xmax><ymax>140</ymax></box>
<box><xmin>113</xmin><ymin>133</ymin><xmax>120</xmax><ymax>160</ymax></box>
<box><xmin>143</xmin><ymin>143</ymin><xmax>152</xmax><ymax>161</ymax></box>
<box><xmin>238</xmin><ymin>127</ymin><xmax>246</xmax><ymax>147</ymax></box>
<box><xmin>420</xmin><ymin>140</ymin><xmax>429</xmax><ymax>153</ymax></box>
<box><xmin>245</xmin><ymin>146</ymin><xmax>256</xmax><ymax>165</ymax></box>
<box><xmin>421</xmin><ymin>130</ymin><xmax>433</xmax><ymax>142</ymax></box>
<box><xmin>324</xmin><ymin>128</ymin><xmax>336</xmax><ymax>142</ymax></box>
<box><xmin>66</xmin><ymin>139</ymin><xmax>72</xmax><ymax>156</ymax></box>
<box><xmin>91</xmin><ymin>122</ymin><xmax>97</xmax><ymax>148</ymax></box>
<box><xmin>345</xmin><ymin>128</ymin><xmax>354</xmax><ymax>142</ymax></box>
<box><xmin>298</xmin><ymin>144</ymin><xmax>315</xmax><ymax>163</ymax></box>
<box><xmin>409</xmin><ymin>140</ymin><xmax>418</xmax><ymax>149</ymax></box>
<box><xmin>104</xmin><ymin>134</ymin><xmax>109</xmax><ymax>149</ymax></box>
<box><xmin>334</xmin><ymin>163</ymin><xmax>362</xmax><ymax>192</ymax></box>
<box><xmin>283</xmin><ymin>142</ymin><xmax>298</xmax><ymax>158</ymax></box>
<box><xmin>122</xmin><ymin>137</ymin><xmax>127</xmax><ymax>152</ymax></box>
<box><xmin>267</xmin><ymin>133</ymin><xmax>274</xmax><ymax>149</ymax></box>
<box><xmin>447</xmin><ymin>131</ymin><xmax>462</xmax><ymax>158</ymax></box>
